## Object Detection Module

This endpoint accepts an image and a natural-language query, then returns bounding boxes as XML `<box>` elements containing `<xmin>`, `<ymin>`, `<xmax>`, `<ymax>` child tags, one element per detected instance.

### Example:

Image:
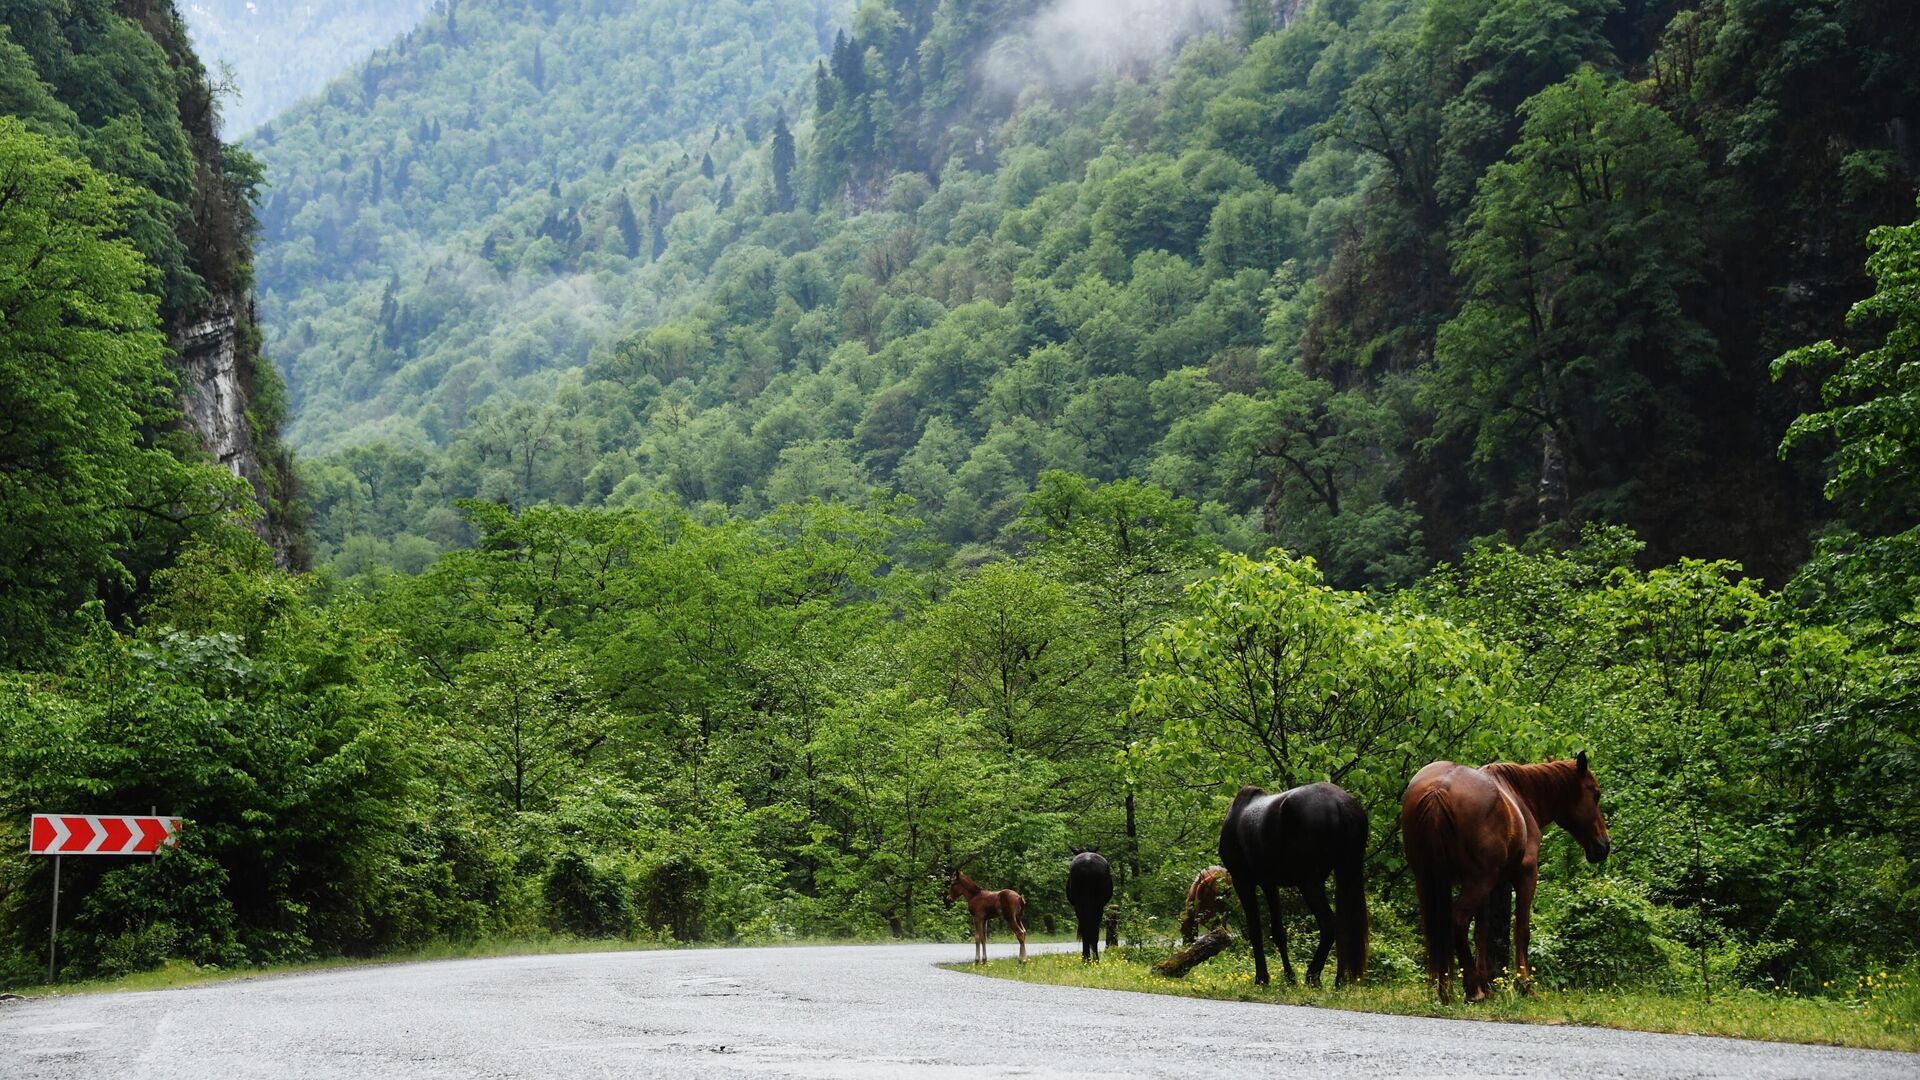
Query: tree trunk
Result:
<box><xmin>1538</xmin><ymin>422</ymin><xmax>1568</xmax><ymax>527</ymax></box>
<box><xmin>1154</xmin><ymin>929</ymin><xmax>1232</xmax><ymax>978</ymax></box>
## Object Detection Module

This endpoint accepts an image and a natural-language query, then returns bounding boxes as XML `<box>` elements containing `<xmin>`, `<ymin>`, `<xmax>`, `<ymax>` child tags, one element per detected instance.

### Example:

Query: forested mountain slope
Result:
<box><xmin>250</xmin><ymin>0</ymin><xmax>849</xmax><ymax>452</ymax></box>
<box><xmin>0</xmin><ymin>0</ymin><xmax>299</xmax><ymax>656</ymax></box>
<box><xmin>181</xmin><ymin>0</ymin><xmax>438</xmax><ymax>135</ymax></box>
<box><xmin>282</xmin><ymin>0</ymin><xmax>1919</xmax><ymax>586</ymax></box>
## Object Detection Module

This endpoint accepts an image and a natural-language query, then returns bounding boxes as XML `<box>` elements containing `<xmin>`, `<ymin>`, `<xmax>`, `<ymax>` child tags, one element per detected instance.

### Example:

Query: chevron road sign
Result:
<box><xmin>29</xmin><ymin>814</ymin><xmax>182</xmax><ymax>856</ymax></box>
<box><xmin>30</xmin><ymin>813</ymin><xmax>184</xmax><ymax>984</ymax></box>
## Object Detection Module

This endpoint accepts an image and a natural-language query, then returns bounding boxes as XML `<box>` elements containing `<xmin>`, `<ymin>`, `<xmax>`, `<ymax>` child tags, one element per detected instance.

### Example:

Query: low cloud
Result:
<box><xmin>982</xmin><ymin>0</ymin><xmax>1236</xmax><ymax>95</ymax></box>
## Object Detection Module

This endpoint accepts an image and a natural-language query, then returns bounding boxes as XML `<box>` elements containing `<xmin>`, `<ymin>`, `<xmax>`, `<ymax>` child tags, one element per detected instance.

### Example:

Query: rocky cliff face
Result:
<box><xmin>173</xmin><ymin>299</ymin><xmax>300</xmax><ymax>562</ymax></box>
<box><xmin>128</xmin><ymin>0</ymin><xmax>307</xmax><ymax>566</ymax></box>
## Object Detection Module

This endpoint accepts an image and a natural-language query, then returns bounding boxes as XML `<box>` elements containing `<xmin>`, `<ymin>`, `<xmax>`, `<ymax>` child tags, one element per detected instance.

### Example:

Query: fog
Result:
<box><xmin>982</xmin><ymin>0</ymin><xmax>1237</xmax><ymax>94</ymax></box>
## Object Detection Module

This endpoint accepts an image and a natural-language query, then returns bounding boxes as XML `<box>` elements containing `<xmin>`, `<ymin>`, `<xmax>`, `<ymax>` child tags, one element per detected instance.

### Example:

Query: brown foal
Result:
<box><xmin>945</xmin><ymin>870</ymin><xmax>1027</xmax><ymax>965</ymax></box>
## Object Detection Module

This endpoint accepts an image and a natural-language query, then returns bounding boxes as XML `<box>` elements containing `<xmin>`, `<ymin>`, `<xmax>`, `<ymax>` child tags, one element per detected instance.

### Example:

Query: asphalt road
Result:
<box><xmin>1</xmin><ymin>942</ymin><xmax>1913</xmax><ymax>1078</ymax></box>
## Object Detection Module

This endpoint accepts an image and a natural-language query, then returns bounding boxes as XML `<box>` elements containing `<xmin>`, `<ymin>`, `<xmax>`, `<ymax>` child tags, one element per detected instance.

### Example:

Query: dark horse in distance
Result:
<box><xmin>946</xmin><ymin>870</ymin><xmax>1027</xmax><ymax>964</ymax></box>
<box><xmin>1401</xmin><ymin>752</ymin><xmax>1612</xmax><ymax>1003</ymax></box>
<box><xmin>1219</xmin><ymin>783</ymin><xmax>1369</xmax><ymax>987</ymax></box>
<box><xmin>1064</xmin><ymin>851</ymin><xmax>1113</xmax><ymax>961</ymax></box>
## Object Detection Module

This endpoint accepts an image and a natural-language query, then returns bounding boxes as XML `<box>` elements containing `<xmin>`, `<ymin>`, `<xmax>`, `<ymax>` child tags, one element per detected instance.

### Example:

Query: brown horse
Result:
<box><xmin>1179</xmin><ymin>865</ymin><xmax>1232</xmax><ymax>944</ymax></box>
<box><xmin>945</xmin><ymin>870</ymin><xmax>1027</xmax><ymax>965</ymax></box>
<box><xmin>1401</xmin><ymin>752</ymin><xmax>1612</xmax><ymax>1003</ymax></box>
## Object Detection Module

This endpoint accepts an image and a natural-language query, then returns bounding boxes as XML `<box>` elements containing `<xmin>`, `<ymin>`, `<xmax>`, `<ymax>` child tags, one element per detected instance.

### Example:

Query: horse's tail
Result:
<box><xmin>1178</xmin><ymin>901</ymin><xmax>1199</xmax><ymax>945</ymax></box>
<box><xmin>1335</xmin><ymin>852</ymin><xmax>1369</xmax><ymax>983</ymax></box>
<box><xmin>1007</xmin><ymin>891</ymin><xmax>1027</xmax><ymax>934</ymax></box>
<box><xmin>1416</xmin><ymin>868</ymin><xmax>1450</xmax><ymax>984</ymax></box>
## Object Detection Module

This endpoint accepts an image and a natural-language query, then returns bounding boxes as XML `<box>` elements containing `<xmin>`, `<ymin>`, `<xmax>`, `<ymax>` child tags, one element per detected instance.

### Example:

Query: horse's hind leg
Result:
<box><xmin>1263</xmin><ymin>884</ymin><xmax>1297</xmax><ymax>986</ymax></box>
<box><xmin>1235</xmin><ymin>880</ymin><xmax>1270</xmax><ymax>985</ymax></box>
<box><xmin>1299</xmin><ymin>878</ymin><xmax>1336</xmax><ymax>989</ymax></box>
<box><xmin>1015</xmin><ymin>909</ymin><xmax>1028</xmax><ymax>965</ymax></box>
<box><xmin>1452</xmin><ymin>877</ymin><xmax>1494</xmax><ymax>1002</ymax></box>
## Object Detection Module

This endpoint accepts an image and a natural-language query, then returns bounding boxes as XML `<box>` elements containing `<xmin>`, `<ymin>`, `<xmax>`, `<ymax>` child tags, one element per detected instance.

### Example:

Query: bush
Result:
<box><xmin>542</xmin><ymin>849</ymin><xmax>635</xmax><ymax>938</ymax></box>
<box><xmin>96</xmin><ymin>924</ymin><xmax>181</xmax><ymax>979</ymax></box>
<box><xmin>638</xmin><ymin>850</ymin><xmax>709</xmax><ymax>942</ymax></box>
<box><xmin>1533</xmin><ymin>878</ymin><xmax>1678</xmax><ymax>990</ymax></box>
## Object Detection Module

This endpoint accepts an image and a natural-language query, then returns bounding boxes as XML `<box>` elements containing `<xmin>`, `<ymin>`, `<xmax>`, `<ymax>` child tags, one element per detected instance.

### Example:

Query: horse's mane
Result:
<box><xmin>1484</xmin><ymin>759</ymin><xmax>1581</xmax><ymax>818</ymax></box>
<box><xmin>952</xmin><ymin>869</ymin><xmax>979</xmax><ymax>890</ymax></box>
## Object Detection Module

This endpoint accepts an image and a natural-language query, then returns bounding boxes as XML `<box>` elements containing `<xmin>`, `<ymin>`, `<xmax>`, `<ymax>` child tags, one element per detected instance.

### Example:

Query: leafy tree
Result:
<box><xmin>0</xmin><ymin>119</ymin><xmax>242</xmax><ymax>664</ymax></box>
<box><xmin>1775</xmin><ymin>201</ymin><xmax>1920</xmax><ymax>520</ymax></box>
<box><xmin>1134</xmin><ymin>551</ymin><xmax>1522</xmax><ymax>857</ymax></box>
<box><xmin>451</xmin><ymin>639</ymin><xmax>613</xmax><ymax>814</ymax></box>
<box><xmin>1430</xmin><ymin>68</ymin><xmax>1712</xmax><ymax>529</ymax></box>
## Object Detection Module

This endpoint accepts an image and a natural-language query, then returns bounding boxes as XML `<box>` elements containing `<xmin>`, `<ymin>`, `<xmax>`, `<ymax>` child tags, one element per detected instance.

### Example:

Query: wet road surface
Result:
<box><xmin>1</xmin><ymin>942</ymin><xmax>1914</xmax><ymax>1078</ymax></box>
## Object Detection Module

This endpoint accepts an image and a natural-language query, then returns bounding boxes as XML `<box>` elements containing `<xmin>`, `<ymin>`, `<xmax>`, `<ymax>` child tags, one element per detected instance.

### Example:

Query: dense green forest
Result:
<box><xmin>1</xmin><ymin>0</ymin><xmax>1917</xmax><ymax>1016</ymax></box>
<box><xmin>180</xmin><ymin>0</ymin><xmax>438</xmax><ymax>135</ymax></box>
<box><xmin>250</xmin><ymin>0</ymin><xmax>848</xmax><ymax>454</ymax></box>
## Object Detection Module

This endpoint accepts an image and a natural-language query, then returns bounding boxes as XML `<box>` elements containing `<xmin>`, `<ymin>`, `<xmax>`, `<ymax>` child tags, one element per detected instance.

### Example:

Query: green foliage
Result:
<box><xmin>1134</xmin><ymin>550</ymin><xmax>1525</xmax><ymax>863</ymax></box>
<box><xmin>1432</xmin><ymin>67</ymin><xmax>1713</xmax><ymax>525</ymax></box>
<box><xmin>1531</xmin><ymin>873</ymin><xmax>1679</xmax><ymax>991</ymax></box>
<box><xmin>1776</xmin><ymin>200</ymin><xmax>1920</xmax><ymax>512</ymax></box>
<box><xmin>0</xmin><ymin>118</ymin><xmax>246</xmax><ymax>664</ymax></box>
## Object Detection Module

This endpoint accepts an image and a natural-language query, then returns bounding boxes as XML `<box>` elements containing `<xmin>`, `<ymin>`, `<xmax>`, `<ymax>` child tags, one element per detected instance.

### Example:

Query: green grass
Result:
<box><xmin>956</xmin><ymin>950</ymin><xmax>1920</xmax><ymax>1054</ymax></box>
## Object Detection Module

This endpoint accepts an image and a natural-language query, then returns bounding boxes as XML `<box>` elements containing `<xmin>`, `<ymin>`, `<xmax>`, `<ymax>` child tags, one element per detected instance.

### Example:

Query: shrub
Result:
<box><xmin>1532</xmin><ymin>878</ymin><xmax>1678</xmax><ymax>990</ymax></box>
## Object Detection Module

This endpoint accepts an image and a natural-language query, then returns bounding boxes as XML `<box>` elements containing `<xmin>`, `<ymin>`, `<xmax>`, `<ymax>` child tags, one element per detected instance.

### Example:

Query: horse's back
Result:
<box><xmin>1222</xmin><ymin>782</ymin><xmax>1366</xmax><ymax>885</ymax></box>
<box><xmin>1401</xmin><ymin>761</ymin><xmax>1524</xmax><ymax>874</ymax></box>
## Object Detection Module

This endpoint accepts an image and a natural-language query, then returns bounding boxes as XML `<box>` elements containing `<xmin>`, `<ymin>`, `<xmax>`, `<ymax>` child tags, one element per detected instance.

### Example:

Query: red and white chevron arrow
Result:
<box><xmin>29</xmin><ymin>814</ymin><xmax>183</xmax><ymax>856</ymax></box>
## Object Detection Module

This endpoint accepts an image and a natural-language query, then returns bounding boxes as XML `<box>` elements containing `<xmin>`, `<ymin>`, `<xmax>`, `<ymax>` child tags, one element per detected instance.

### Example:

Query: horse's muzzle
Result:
<box><xmin>1584</xmin><ymin>839</ymin><xmax>1611</xmax><ymax>864</ymax></box>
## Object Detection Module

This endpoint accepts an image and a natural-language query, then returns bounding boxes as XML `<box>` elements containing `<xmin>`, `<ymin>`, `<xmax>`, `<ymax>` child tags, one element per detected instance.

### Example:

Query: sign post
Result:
<box><xmin>29</xmin><ymin>813</ymin><xmax>183</xmax><ymax>983</ymax></box>
<box><xmin>47</xmin><ymin>856</ymin><xmax>60</xmax><ymax>984</ymax></box>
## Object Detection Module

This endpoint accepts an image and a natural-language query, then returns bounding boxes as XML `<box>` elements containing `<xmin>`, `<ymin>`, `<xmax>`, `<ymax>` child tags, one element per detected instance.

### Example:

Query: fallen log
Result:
<box><xmin>1153</xmin><ymin>928</ymin><xmax>1231</xmax><ymax>978</ymax></box>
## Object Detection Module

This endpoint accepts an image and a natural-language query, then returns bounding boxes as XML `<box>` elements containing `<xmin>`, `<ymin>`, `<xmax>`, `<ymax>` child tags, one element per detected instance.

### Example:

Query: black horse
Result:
<box><xmin>1064</xmin><ymin>851</ymin><xmax>1113</xmax><ymax>962</ymax></box>
<box><xmin>1219</xmin><ymin>783</ymin><xmax>1369</xmax><ymax>987</ymax></box>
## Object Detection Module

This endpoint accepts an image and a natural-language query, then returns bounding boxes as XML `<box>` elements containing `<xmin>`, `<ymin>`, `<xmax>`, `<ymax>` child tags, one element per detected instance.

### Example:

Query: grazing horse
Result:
<box><xmin>1219</xmin><ymin>783</ymin><xmax>1370</xmax><ymax>987</ymax></box>
<box><xmin>1179</xmin><ymin>865</ymin><xmax>1232</xmax><ymax>944</ymax></box>
<box><xmin>945</xmin><ymin>870</ymin><xmax>1027</xmax><ymax>965</ymax></box>
<box><xmin>1401</xmin><ymin>752</ymin><xmax>1612</xmax><ymax>1004</ymax></box>
<box><xmin>1064</xmin><ymin>851</ymin><xmax>1113</xmax><ymax>961</ymax></box>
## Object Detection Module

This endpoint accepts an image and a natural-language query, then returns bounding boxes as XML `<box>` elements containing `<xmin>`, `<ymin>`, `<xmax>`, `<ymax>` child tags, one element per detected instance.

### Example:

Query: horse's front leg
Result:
<box><xmin>975</xmin><ymin>916</ymin><xmax>987</xmax><ymax>964</ymax></box>
<box><xmin>1514</xmin><ymin>865</ymin><xmax>1538</xmax><ymax>994</ymax></box>
<box><xmin>1263</xmin><ymin>885</ymin><xmax>1297</xmax><ymax>986</ymax></box>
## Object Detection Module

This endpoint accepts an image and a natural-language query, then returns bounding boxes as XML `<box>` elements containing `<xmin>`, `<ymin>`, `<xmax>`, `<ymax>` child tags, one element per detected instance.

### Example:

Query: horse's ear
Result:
<box><xmin>1576</xmin><ymin>750</ymin><xmax>1589</xmax><ymax>774</ymax></box>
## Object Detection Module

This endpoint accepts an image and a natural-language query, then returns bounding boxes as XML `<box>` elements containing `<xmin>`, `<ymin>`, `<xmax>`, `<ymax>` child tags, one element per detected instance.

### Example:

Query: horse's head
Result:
<box><xmin>942</xmin><ymin>870</ymin><xmax>968</xmax><ymax>904</ymax></box>
<box><xmin>1563</xmin><ymin>751</ymin><xmax>1612</xmax><ymax>864</ymax></box>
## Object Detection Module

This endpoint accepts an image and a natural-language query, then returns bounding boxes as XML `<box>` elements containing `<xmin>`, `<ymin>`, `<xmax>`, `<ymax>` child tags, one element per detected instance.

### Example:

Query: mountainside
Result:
<box><xmin>0</xmin><ymin>0</ymin><xmax>300</xmax><ymax>666</ymax></box>
<box><xmin>275</xmin><ymin>0</ymin><xmax>1920</xmax><ymax>583</ymax></box>
<box><xmin>0</xmin><ymin>1</ymin><xmax>299</xmax><ymax>562</ymax></box>
<box><xmin>181</xmin><ymin>0</ymin><xmax>438</xmax><ymax>135</ymax></box>
<box><xmin>249</xmin><ymin>0</ymin><xmax>847</xmax><ymax>452</ymax></box>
